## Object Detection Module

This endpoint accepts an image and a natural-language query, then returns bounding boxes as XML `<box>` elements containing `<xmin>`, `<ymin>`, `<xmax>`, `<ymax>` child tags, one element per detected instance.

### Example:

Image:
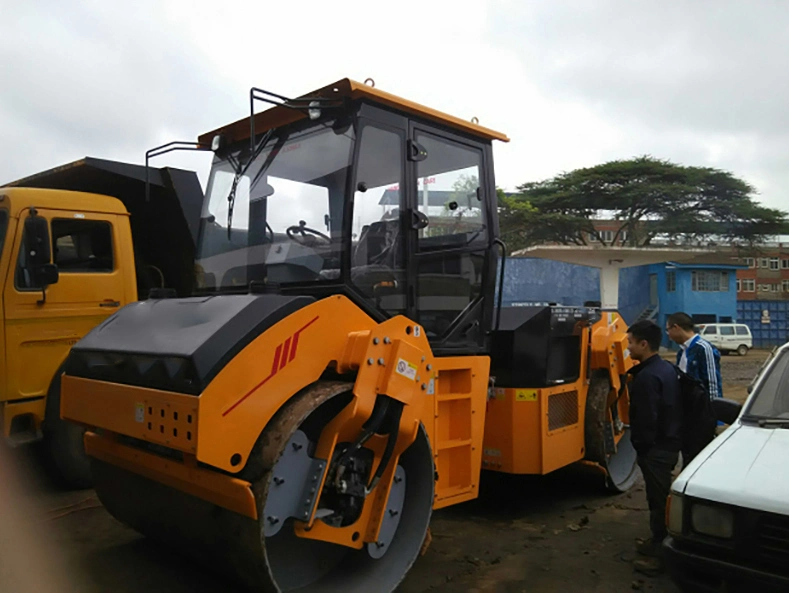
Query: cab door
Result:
<box><xmin>406</xmin><ymin>124</ymin><xmax>496</xmax><ymax>354</ymax></box>
<box><xmin>3</xmin><ymin>209</ymin><xmax>126</xmax><ymax>404</ymax></box>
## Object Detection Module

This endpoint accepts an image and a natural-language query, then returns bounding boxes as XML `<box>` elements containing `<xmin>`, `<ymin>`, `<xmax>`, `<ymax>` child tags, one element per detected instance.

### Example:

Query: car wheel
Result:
<box><xmin>737</xmin><ymin>344</ymin><xmax>749</xmax><ymax>356</ymax></box>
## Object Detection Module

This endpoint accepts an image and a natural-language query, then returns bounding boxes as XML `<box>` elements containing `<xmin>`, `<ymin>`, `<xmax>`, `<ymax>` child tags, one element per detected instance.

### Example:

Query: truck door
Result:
<box><xmin>4</xmin><ymin>210</ymin><xmax>126</xmax><ymax>403</ymax></box>
<box><xmin>0</xmin><ymin>209</ymin><xmax>10</xmax><ymax>399</ymax></box>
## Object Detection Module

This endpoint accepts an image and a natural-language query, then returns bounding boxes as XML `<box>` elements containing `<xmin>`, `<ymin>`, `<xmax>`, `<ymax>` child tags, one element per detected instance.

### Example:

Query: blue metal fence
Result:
<box><xmin>737</xmin><ymin>300</ymin><xmax>789</xmax><ymax>348</ymax></box>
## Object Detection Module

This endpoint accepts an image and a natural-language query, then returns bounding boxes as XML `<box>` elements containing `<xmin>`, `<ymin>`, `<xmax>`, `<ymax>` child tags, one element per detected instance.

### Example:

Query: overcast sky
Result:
<box><xmin>2</xmin><ymin>0</ymin><xmax>788</xmax><ymax>210</ymax></box>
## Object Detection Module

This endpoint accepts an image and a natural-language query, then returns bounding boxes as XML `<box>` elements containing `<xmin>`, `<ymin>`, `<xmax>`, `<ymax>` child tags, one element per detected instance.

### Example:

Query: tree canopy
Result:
<box><xmin>498</xmin><ymin>157</ymin><xmax>789</xmax><ymax>252</ymax></box>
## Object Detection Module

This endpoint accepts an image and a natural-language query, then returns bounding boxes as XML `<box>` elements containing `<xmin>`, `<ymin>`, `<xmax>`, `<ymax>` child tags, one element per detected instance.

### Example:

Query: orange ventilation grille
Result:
<box><xmin>142</xmin><ymin>400</ymin><xmax>198</xmax><ymax>453</ymax></box>
<box><xmin>547</xmin><ymin>390</ymin><xmax>579</xmax><ymax>431</ymax></box>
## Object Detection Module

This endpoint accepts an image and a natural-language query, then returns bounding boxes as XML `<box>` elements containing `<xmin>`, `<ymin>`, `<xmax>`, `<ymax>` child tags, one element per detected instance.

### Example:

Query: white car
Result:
<box><xmin>697</xmin><ymin>323</ymin><xmax>753</xmax><ymax>356</ymax></box>
<box><xmin>664</xmin><ymin>344</ymin><xmax>788</xmax><ymax>592</ymax></box>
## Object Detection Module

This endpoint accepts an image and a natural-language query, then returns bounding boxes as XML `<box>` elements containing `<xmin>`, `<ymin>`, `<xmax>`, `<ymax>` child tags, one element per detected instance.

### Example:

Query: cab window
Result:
<box><xmin>16</xmin><ymin>218</ymin><xmax>114</xmax><ymax>290</ymax></box>
<box><xmin>703</xmin><ymin>326</ymin><xmax>717</xmax><ymax>335</ymax></box>
<box><xmin>720</xmin><ymin>326</ymin><xmax>735</xmax><ymax>336</ymax></box>
<box><xmin>52</xmin><ymin>219</ymin><xmax>114</xmax><ymax>273</ymax></box>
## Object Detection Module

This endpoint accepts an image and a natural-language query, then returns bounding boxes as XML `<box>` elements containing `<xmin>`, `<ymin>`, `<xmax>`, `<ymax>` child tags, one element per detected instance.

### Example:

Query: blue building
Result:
<box><xmin>501</xmin><ymin>253</ymin><xmax>745</xmax><ymax>349</ymax></box>
<box><xmin>500</xmin><ymin>258</ymin><xmax>651</xmax><ymax>324</ymax></box>
<box><xmin>649</xmin><ymin>254</ymin><xmax>746</xmax><ymax>347</ymax></box>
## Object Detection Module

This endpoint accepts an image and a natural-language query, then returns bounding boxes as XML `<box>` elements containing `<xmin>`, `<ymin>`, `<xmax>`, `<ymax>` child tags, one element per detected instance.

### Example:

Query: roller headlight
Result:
<box><xmin>691</xmin><ymin>503</ymin><xmax>734</xmax><ymax>539</ymax></box>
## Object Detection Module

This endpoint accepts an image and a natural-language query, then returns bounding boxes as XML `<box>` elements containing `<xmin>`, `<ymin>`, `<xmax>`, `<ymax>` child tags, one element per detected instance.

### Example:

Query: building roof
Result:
<box><xmin>379</xmin><ymin>189</ymin><xmax>478</xmax><ymax>208</ymax></box>
<box><xmin>666</xmin><ymin>252</ymin><xmax>748</xmax><ymax>269</ymax></box>
<box><xmin>511</xmin><ymin>245</ymin><xmax>708</xmax><ymax>269</ymax></box>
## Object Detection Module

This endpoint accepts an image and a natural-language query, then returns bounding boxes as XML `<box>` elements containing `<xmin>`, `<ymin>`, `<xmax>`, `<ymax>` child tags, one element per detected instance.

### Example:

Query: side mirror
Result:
<box><xmin>23</xmin><ymin>210</ymin><xmax>58</xmax><ymax>305</ymax></box>
<box><xmin>23</xmin><ymin>213</ymin><xmax>52</xmax><ymax>266</ymax></box>
<box><xmin>712</xmin><ymin>398</ymin><xmax>743</xmax><ymax>425</ymax></box>
<box><xmin>34</xmin><ymin>263</ymin><xmax>59</xmax><ymax>287</ymax></box>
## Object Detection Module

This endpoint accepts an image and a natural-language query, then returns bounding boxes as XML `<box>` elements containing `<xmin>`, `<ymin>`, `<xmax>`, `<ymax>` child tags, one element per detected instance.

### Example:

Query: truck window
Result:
<box><xmin>52</xmin><ymin>219</ymin><xmax>114</xmax><ymax>273</ymax></box>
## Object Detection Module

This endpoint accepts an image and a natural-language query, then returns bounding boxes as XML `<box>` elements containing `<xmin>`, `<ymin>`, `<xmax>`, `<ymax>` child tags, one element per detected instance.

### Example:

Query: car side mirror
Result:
<box><xmin>712</xmin><ymin>398</ymin><xmax>743</xmax><ymax>425</ymax></box>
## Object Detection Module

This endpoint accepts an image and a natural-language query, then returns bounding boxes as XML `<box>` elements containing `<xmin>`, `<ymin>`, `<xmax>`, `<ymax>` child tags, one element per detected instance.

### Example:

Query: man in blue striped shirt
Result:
<box><xmin>666</xmin><ymin>312</ymin><xmax>723</xmax><ymax>465</ymax></box>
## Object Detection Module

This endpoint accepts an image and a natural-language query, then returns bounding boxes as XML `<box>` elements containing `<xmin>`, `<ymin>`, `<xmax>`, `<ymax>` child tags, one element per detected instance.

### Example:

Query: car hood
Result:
<box><xmin>676</xmin><ymin>423</ymin><xmax>789</xmax><ymax>515</ymax></box>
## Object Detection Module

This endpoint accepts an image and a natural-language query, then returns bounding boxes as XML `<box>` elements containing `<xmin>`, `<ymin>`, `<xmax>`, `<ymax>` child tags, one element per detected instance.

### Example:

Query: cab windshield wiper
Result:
<box><xmin>226</xmin><ymin>127</ymin><xmax>277</xmax><ymax>238</ymax></box>
<box><xmin>742</xmin><ymin>415</ymin><xmax>789</xmax><ymax>428</ymax></box>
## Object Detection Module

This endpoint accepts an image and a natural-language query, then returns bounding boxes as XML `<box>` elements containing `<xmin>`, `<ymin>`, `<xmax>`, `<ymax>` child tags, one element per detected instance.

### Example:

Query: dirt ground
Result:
<box><xmin>0</xmin><ymin>350</ymin><xmax>771</xmax><ymax>593</ymax></box>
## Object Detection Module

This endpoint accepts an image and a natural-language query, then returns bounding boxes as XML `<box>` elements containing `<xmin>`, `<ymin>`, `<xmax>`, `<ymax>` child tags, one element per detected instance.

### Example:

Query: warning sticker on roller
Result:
<box><xmin>134</xmin><ymin>402</ymin><xmax>145</xmax><ymax>423</ymax></box>
<box><xmin>515</xmin><ymin>389</ymin><xmax>538</xmax><ymax>402</ymax></box>
<box><xmin>395</xmin><ymin>358</ymin><xmax>418</xmax><ymax>380</ymax></box>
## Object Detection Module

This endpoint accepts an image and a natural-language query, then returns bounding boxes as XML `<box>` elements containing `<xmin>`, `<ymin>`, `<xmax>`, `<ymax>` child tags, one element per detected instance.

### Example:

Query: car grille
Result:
<box><xmin>756</xmin><ymin>514</ymin><xmax>789</xmax><ymax>566</ymax></box>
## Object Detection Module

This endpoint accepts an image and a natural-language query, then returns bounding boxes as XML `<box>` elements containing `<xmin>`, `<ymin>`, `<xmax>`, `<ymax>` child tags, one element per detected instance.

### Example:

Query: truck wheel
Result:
<box><xmin>737</xmin><ymin>344</ymin><xmax>749</xmax><ymax>356</ymax></box>
<box><xmin>45</xmin><ymin>375</ymin><xmax>92</xmax><ymax>489</ymax></box>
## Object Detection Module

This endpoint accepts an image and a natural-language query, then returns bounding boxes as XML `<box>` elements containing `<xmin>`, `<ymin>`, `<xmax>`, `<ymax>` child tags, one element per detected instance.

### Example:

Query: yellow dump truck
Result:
<box><xmin>56</xmin><ymin>79</ymin><xmax>636</xmax><ymax>591</ymax></box>
<box><xmin>0</xmin><ymin>159</ymin><xmax>202</xmax><ymax>486</ymax></box>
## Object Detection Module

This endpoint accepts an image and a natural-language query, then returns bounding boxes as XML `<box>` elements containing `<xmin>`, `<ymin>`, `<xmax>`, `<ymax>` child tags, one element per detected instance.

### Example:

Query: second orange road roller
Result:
<box><xmin>58</xmin><ymin>78</ymin><xmax>636</xmax><ymax>591</ymax></box>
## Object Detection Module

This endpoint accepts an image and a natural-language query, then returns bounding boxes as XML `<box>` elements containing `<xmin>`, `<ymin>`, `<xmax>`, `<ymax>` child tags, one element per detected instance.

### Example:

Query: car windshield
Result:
<box><xmin>195</xmin><ymin>119</ymin><xmax>354</xmax><ymax>290</ymax></box>
<box><xmin>744</xmin><ymin>350</ymin><xmax>789</xmax><ymax>420</ymax></box>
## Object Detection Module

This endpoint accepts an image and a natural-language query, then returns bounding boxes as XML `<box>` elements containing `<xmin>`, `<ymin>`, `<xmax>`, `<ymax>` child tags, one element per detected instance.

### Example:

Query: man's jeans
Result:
<box><xmin>637</xmin><ymin>448</ymin><xmax>679</xmax><ymax>542</ymax></box>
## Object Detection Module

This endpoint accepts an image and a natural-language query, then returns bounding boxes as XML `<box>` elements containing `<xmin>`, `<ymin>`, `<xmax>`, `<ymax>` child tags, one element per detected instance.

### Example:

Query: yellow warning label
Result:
<box><xmin>515</xmin><ymin>389</ymin><xmax>538</xmax><ymax>402</ymax></box>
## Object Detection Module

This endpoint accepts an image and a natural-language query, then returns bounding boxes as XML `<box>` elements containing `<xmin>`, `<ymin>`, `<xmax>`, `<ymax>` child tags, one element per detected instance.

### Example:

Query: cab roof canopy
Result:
<box><xmin>197</xmin><ymin>78</ymin><xmax>510</xmax><ymax>147</ymax></box>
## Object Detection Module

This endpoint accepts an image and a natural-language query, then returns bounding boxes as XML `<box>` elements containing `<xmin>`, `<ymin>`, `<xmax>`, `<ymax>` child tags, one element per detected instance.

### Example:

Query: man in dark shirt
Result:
<box><xmin>626</xmin><ymin>320</ymin><xmax>682</xmax><ymax>571</ymax></box>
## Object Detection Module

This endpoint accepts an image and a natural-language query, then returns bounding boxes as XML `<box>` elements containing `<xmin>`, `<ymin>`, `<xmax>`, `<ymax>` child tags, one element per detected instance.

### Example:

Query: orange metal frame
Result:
<box><xmin>61</xmin><ymin>295</ymin><xmax>489</xmax><ymax>548</ymax></box>
<box><xmin>481</xmin><ymin>312</ymin><xmax>634</xmax><ymax>476</ymax></box>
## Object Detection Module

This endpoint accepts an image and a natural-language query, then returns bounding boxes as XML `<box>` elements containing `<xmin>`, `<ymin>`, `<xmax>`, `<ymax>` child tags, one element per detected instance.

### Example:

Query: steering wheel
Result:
<box><xmin>286</xmin><ymin>220</ymin><xmax>331</xmax><ymax>246</ymax></box>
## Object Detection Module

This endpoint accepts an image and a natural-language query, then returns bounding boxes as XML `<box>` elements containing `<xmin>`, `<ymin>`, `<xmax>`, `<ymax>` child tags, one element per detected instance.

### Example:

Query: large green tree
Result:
<box><xmin>498</xmin><ymin>157</ymin><xmax>789</xmax><ymax>252</ymax></box>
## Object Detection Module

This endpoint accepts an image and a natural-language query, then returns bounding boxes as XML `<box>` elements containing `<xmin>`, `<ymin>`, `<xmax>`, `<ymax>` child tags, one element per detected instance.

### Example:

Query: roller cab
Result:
<box><xmin>61</xmin><ymin>79</ymin><xmax>504</xmax><ymax>592</ymax></box>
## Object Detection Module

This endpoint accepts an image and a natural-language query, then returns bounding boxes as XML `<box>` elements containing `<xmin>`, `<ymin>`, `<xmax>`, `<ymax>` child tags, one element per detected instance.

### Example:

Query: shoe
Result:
<box><xmin>633</xmin><ymin>557</ymin><xmax>664</xmax><ymax>576</ymax></box>
<box><xmin>635</xmin><ymin>537</ymin><xmax>662</xmax><ymax>557</ymax></box>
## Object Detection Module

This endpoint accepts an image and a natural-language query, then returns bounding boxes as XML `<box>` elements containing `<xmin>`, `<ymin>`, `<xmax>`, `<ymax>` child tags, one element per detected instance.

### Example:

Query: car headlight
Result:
<box><xmin>691</xmin><ymin>503</ymin><xmax>734</xmax><ymax>539</ymax></box>
<box><xmin>667</xmin><ymin>492</ymin><xmax>683</xmax><ymax>535</ymax></box>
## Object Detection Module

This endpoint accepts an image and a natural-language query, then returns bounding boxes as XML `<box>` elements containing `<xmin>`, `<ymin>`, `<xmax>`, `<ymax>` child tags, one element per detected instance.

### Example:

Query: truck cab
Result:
<box><xmin>0</xmin><ymin>188</ymin><xmax>134</xmax><ymax>483</ymax></box>
<box><xmin>0</xmin><ymin>158</ymin><xmax>202</xmax><ymax>487</ymax></box>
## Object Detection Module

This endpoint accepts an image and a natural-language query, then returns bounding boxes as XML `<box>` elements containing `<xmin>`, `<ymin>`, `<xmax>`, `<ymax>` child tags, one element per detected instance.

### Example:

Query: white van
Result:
<box><xmin>697</xmin><ymin>323</ymin><xmax>753</xmax><ymax>356</ymax></box>
<box><xmin>664</xmin><ymin>344</ymin><xmax>789</xmax><ymax>592</ymax></box>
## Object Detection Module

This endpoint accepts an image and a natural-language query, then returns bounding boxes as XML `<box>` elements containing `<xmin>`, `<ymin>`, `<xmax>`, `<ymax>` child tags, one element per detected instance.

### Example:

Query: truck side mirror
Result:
<box><xmin>23</xmin><ymin>212</ymin><xmax>52</xmax><ymax>266</ymax></box>
<box><xmin>34</xmin><ymin>263</ymin><xmax>59</xmax><ymax>287</ymax></box>
<box><xmin>23</xmin><ymin>210</ymin><xmax>59</xmax><ymax>305</ymax></box>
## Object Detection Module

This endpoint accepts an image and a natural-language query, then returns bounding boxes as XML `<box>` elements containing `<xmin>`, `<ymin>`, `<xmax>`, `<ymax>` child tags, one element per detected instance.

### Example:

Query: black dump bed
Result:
<box><xmin>7</xmin><ymin>157</ymin><xmax>203</xmax><ymax>298</ymax></box>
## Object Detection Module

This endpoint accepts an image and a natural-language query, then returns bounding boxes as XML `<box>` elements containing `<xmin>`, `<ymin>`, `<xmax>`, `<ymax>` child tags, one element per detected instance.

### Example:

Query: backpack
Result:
<box><xmin>674</xmin><ymin>364</ymin><xmax>717</xmax><ymax>454</ymax></box>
